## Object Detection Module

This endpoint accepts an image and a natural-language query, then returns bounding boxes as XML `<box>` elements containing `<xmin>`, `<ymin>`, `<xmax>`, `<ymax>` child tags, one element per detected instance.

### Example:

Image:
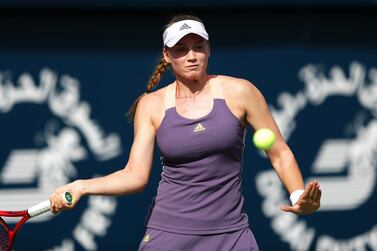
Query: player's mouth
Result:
<box><xmin>186</xmin><ymin>64</ymin><xmax>200</xmax><ymax>69</ymax></box>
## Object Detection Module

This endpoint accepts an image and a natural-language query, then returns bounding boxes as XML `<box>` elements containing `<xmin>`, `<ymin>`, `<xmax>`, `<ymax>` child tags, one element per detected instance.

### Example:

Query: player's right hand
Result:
<box><xmin>49</xmin><ymin>180</ymin><xmax>84</xmax><ymax>214</ymax></box>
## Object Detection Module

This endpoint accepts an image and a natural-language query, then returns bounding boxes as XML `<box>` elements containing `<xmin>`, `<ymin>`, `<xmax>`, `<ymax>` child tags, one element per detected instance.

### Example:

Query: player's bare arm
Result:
<box><xmin>222</xmin><ymin>76</ymin><xmax>321</xmax><ymax>214</ymax></box>
<box><xmin>50</xmin><ymin>93</ymin><xmax>159</xmax><ymax>213</ymax></box>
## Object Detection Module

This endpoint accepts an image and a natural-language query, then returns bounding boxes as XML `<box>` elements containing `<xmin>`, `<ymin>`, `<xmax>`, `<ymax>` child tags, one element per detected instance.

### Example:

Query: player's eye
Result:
<box><xmin>194</xmin><ymin>44</ymin><xmax>204</xmax><ymax>50</ymax></box>
<box><xmin>174</xmin><ymin>47</ymin><xmax>187</xmax><ymax>53</ymax></box>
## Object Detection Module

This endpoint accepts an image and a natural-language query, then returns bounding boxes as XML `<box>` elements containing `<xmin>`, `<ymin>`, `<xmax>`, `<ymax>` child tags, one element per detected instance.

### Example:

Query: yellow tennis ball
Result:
<box><xmin>253</xmin><ymin>128</ymin><xmax>276</xmax><ymax>150</ymax></box>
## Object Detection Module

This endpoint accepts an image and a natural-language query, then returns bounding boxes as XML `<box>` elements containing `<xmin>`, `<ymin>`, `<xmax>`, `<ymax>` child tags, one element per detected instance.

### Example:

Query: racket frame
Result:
<box><xmin>0</xmin><ymin>191</ymin><xmax>72</xmax><ymax>250</ymax></box>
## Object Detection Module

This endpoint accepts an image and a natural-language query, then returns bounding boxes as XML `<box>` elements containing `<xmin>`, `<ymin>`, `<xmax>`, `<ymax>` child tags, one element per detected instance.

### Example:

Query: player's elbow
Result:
<box><xmin>133</xmin><ymin>177</ymin><xmax>149</xmax><ymax>193</ymax></box>
<box><xmin>268</xmin><ymin>142</ymin><xmax>295</xmax><ymax>168</ymax></box>
<box><xmin>123</xmin><ymin>167</ymin><xmax>150</xmax><ymax>194</ymax></box>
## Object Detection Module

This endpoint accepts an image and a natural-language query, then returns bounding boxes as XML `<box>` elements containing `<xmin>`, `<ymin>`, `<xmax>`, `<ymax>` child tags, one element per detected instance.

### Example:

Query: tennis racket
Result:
<box><xmin>0</xmin><ymin>191</ymin><xmax>73</xmax><ymax>251</ymax></box>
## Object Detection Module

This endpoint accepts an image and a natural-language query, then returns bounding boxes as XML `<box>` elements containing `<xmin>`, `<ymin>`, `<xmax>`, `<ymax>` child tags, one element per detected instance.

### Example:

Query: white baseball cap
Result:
<box><xmin>163</xmin><ymin>20</ymin><xmax>209</xmax><ymax>48</ymax></box>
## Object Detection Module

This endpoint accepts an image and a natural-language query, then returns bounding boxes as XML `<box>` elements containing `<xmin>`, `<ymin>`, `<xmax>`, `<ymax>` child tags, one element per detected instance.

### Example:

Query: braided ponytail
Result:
<box><xmin>146</xmin><ymin>56</ymin><xmax>169</xmax><ymax>93</ymax></box>
<box><xmin>126</xmin><ymin>55</ymin><xmax>169</xmax><ymax>121</ymax></box>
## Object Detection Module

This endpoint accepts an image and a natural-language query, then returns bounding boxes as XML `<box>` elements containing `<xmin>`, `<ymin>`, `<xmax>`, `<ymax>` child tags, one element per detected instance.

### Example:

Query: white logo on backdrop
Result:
<box><xmin>256</xmin><ymin>62</ymin><xmax>377</xmax><ymax>251</ymax></box>
<box><xmin>0</xmin><ymin>68</ymin><xmax>122</xmax><ymax>250</ymax></box>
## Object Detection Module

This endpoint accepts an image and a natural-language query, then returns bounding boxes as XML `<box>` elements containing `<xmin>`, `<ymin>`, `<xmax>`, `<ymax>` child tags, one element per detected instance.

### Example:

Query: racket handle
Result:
<box><xmin>63</xmin><ymin>191</ymin><xmax>73</xmax><ymax>205</ymax></box>
<box><xmin>28</xmin><ymin>200</ymin><xmax>51</xmax><ymax>217</ymax></box>
<box><xmin>28</xmin><ymin>191</ymin><xmax>73</xmax><ymax>217</ymax></box>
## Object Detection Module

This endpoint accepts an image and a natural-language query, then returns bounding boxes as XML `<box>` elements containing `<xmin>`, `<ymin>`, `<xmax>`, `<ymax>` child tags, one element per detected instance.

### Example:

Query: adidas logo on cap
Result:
<box><xmin>179</xmin><ymin>23</ymin><xmax>191</xmax><ymax>31</ymax></box>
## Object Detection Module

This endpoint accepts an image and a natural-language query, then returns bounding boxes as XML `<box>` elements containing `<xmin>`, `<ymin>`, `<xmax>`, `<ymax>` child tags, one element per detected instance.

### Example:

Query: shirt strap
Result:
<box><xmin>210</xmin><ymin>76</ymin><xmax>224</xmax><ymax>99</ymax></box>
<box><xmin>165</xmin><ymin>82</ymin><xmax>176</xmax><ymax>110</ymax></box>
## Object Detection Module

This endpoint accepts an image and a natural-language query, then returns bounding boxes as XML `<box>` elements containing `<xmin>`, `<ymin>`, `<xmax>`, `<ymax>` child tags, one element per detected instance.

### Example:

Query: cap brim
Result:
<box><xmin>165</xmin><ymin>31</ymin><xmax>209</xmax><ymax>48</ymax></box>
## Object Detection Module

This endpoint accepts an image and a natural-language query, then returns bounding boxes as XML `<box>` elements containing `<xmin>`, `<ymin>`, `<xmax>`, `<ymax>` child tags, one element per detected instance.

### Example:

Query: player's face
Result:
<box><xmin>163</xmin><ymin>34</ymin><xmax>210</xmax><ymax>81</ymax></box>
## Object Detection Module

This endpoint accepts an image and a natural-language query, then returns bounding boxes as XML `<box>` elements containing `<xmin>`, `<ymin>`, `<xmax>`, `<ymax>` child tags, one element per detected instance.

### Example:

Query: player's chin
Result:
<box><xmin>186</xmin><ymin>71</ymin><xmax>204</xmax><ymax>81</ymax></box>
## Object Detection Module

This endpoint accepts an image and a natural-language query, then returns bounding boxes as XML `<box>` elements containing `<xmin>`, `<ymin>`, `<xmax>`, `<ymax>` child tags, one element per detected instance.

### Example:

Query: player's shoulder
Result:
<box><xmin>216</xmin><ymin>75</ymin><xmax>261</xmax><ymax>98</ymax></box>
<box><xmin>135</xmin><ymin>83</ymin><xmax>172</xmax><ymax>122</ymax></box>
<box><xmin>137</xmin><ymin>86</ymin><xmax>165</xmax><ymax>110</ymax></box>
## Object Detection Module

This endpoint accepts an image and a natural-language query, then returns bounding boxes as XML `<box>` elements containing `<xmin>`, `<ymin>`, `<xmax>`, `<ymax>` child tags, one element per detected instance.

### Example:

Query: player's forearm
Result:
<box><xmin>269</xmin><ymin>147</ymin><xmax>305</xmax><ymax>194</ymax></box>
<box><xmin>74</xmin><ymin>169</ymin><xmax>147</xmax><ymax>197</ymax></box>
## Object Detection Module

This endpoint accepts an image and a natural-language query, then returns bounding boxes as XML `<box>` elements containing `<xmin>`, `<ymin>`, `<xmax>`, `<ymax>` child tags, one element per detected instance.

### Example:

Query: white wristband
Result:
<box><xmin>290</xmin><ymin>189</ymin><xmax>305</xmax><ymax>205</ymax></box>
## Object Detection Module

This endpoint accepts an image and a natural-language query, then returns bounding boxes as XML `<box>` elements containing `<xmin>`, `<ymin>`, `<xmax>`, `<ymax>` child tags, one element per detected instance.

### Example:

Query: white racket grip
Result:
<box><xmin>28</xmin><ymin>200</ymin><xmax>51</xmax><ymax>218</ymax></box>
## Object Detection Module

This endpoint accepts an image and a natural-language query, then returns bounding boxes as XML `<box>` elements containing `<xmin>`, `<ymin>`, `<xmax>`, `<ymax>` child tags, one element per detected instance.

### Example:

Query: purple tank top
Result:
<box><xmin>146</xmin><ymin>81</ymin><xmax>249</xmax><ymax>234</ymax></box>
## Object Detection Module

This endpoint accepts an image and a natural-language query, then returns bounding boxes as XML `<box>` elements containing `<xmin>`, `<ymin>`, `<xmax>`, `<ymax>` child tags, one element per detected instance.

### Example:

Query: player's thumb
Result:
<box><xmin>280</xmin><ymin>204</ymin><xmax>294</xmax><ymax>212</ymax></box>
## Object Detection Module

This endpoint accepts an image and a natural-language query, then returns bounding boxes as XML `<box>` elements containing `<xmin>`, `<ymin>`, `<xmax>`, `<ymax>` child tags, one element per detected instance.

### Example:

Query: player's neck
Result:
<box><xmin>175</xmin><ymin>75</ymin><xmax>210</xmax><ymax>99</ymax></box>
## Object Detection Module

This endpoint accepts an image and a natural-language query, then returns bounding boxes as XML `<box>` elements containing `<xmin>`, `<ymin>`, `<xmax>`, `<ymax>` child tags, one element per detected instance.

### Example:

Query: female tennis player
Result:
<box><xmin>50</xmin><ymin>14</ymin><xmax>321</xmax><ymax>251</ymax></box>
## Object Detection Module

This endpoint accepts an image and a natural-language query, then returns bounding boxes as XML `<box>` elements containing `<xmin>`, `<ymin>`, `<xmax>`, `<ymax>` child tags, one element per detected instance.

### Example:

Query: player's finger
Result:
<box><xmin>301</xmin><ymin>183</ymin><xmax>312</xmax><ymax>199</ymax></box>
<box><xmin>314</xmin><ymin>187</ymin><xmax>322</xmax><ymax>203</ymax></box>
<box><xmin>308</xmin><ymin>182</ymin><xmax>318</xmax><ymax>201</ymax></box>
<box><xmin>312</xmin><ymin>183</ymin><xmax>320</xmax><ymax>200</ymax></box>
<box><xmin>307</xmin><ymin>182</ymin><xmax>317</xmax><ymax>200</ymax></box>
<box><xmin>52</xmin><ymin>190</ymin><xmax>65</xmax><ymax>212</ymax></box>
<box><xmin>49</xmin><ymin>194</ymin><xmax>56</xmax><ymax>210</ymax></box>
<box><xmin>58</xmin><ymin>191</ymin><xmax>66</xmax><ymax>208</ymax></box>
<box><xmin>50</xmin><ymin>196</ymin><xmax>59</xmax><ymax>214</ymax></box>
<box><xmin>280</xmin><ymin>204</ymin><xmax>296</xmax><ymax>213</ymax></box>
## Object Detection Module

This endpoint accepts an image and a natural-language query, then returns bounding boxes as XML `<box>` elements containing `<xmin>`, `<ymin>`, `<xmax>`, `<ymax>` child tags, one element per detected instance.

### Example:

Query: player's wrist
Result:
<box><xmin>72</xmin><ymin>179</ymin><xmax>87</xmax><ymax>196</ymax></box>
<box><xmin>290</xmin><ymin>189</ymin><xmax>304</xmax><ymax>205</ymax></box>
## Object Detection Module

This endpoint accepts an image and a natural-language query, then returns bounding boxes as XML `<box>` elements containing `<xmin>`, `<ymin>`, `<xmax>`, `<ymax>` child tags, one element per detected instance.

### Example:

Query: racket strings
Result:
<box><xmin>0</xmin><ymin>220</ymin><xmax>9</xmax><ymax>251</ymax></box>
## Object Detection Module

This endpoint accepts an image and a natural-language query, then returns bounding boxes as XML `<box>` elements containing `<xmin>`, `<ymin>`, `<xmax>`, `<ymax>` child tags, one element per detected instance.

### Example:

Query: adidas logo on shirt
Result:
<box><xmin>180</xmin><ymin>23</ymin><xmax>191</xmax><ymax>31</ymax></box>
<box><xmin>193</xmin><ymin>123</ymin><xmax>206</xmax><ymax>132</ymax></box>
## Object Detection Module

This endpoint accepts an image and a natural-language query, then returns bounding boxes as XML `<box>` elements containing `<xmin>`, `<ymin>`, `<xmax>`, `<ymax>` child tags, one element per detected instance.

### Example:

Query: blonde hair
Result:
<box><xmin>126</xmin><ymin>14</ymin><xmax>205</xmax><ymax>121</ymax></box>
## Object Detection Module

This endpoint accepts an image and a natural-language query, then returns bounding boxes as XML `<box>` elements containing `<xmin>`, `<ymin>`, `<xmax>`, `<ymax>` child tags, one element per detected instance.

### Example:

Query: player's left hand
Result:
<box><xmin>280</xmin><ymin>181</ymin><xmax>321</xmax><ymax>215</ymax></box>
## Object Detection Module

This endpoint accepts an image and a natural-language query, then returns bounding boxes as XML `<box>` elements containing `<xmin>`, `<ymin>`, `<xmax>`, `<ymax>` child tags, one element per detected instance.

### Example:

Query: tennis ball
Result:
<box><xmin>253</xmin><ymin>128</ymin><xmax>276</xmax><ymax>150</ymax></box>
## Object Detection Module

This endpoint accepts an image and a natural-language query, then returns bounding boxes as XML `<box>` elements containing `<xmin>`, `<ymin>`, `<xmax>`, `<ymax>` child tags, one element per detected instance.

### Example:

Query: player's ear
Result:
<box><xmin>206</xmin><ymin>41</ymin><xmax>211</xmax><ymax>58</ymax></box>
<box><xmin>163</xmin><ymin>47</ymin><xmax>171</xmax><ymax>64</ymax></box>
